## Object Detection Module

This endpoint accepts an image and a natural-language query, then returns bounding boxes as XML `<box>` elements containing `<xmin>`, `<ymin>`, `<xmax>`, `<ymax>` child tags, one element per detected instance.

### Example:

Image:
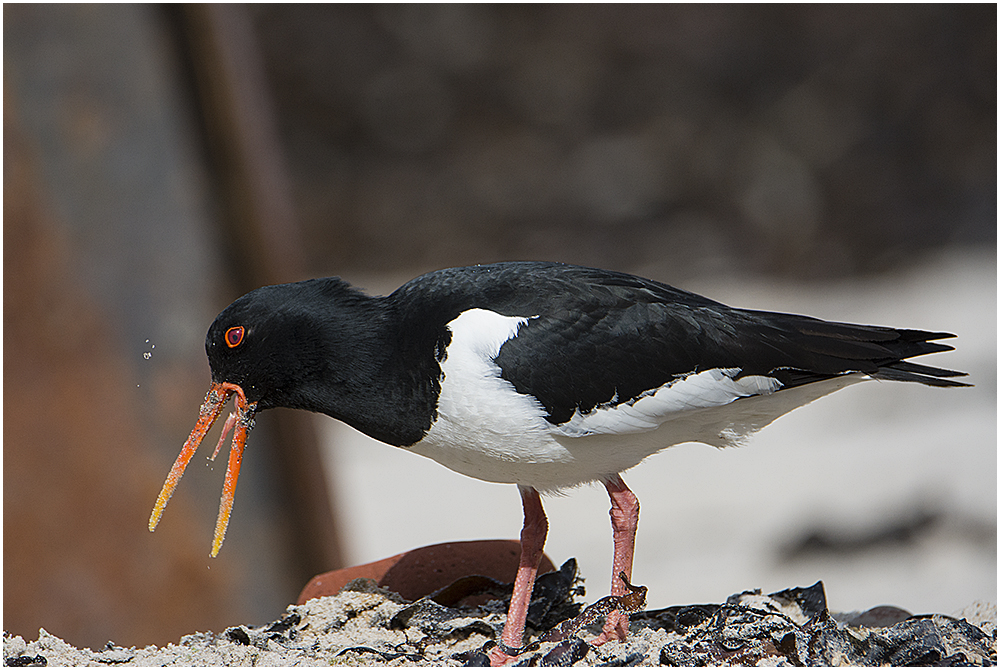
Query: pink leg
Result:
<box><xmin>489</xmin><ymin>486</ymin><xmax>548</xmax><ymax>667</ymax></box>
<box><xmin>592</xmin><ymin>475</ymin><xmax>640</xmax><ymax>645</ymax></box>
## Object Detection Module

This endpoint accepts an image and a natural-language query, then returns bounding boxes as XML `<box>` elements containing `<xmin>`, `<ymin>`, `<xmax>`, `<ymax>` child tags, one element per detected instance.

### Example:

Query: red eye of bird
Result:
<box><xmin>225</xmin><ymin>326</ymin><xmax>244</xmax><ymax>348</ymax></box>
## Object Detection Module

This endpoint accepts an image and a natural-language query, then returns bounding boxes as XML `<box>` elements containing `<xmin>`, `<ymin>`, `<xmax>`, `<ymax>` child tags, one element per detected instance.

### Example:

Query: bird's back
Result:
<box><xmin>395</xmin><ymin>262</ymin><xmax>966</xmax><ymax>428</ymax></box>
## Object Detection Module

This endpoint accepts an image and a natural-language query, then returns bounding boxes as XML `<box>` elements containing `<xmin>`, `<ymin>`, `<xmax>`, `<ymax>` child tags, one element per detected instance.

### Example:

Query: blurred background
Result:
<box><xmin>4</xmin><ymin>4</ymin><xmax>995</xmax><ymax>650</ymax></box>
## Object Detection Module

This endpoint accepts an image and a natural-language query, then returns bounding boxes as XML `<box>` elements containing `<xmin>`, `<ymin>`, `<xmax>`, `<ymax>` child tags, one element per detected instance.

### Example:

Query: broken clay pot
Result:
<box><xmin>297</xmin><ymin>539</ymin><xmax>556</xmax><ymax>604</ymax></box>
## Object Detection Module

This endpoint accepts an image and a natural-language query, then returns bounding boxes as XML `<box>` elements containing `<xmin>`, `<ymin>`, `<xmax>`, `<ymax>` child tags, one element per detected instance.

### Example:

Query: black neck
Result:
<box><xmin>290</xmin><ymin>292</ymin><xmax>448</xmax><ymax>448</ymax></box>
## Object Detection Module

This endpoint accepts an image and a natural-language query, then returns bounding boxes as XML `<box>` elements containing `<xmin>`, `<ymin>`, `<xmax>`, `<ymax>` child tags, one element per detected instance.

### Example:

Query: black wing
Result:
<box><xmin>468</xmin><ymin>264</ymin><xmax>969</xmax><ymax>425</ymax></box>
<box><xmin>394</xmin><ymin>262</ymin><xmax>967</xmax><ymax>426</ymax></box>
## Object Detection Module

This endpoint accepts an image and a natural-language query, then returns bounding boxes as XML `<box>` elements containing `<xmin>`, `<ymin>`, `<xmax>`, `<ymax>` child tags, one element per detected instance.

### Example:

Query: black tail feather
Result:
<box><xmin>873</xmin><ymin>365</ymin><xmax>971</xmax><ymax>387</ymax></box>
<box><xmin>885</xmin><ymin>360</ymin><xmax>968</xmax><ymax>379</ymax></box>
<box><xmin>758</xmin><ymin>318</ymin><xmax>971</xmax><ymax>389</ymax></box>
<box><xmin>871</xmin><ymin>330</ymin><xmax>970</xmax><ymax>387</ymax></box>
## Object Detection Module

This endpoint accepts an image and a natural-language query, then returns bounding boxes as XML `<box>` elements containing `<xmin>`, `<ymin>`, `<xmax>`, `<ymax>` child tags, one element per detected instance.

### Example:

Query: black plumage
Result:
<box><xmin>402</xmin><ymin>262</ymin><xmax>966</xmax><ymax>425</ymax></box>
<box><xmin>204</xmin><ymin>261</ymin><xmax>966</xmax><ymax>441</ymax></box>
<box><xmin>151</xmin><ymin>260</ymin><xmax>968</xmax><ymax>664</ymax></box>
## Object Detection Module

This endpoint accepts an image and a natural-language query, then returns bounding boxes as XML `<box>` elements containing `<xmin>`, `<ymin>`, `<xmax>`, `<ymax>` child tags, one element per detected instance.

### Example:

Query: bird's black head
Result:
<box><xmin>151</xmin><ymin>277</ymin><xmax>381</xmax><ymax>558</ymax></box>
<box><xmin>204</xmin><ymin>278</ymin><xmax>373</xmax><ymax>412</ymax></box>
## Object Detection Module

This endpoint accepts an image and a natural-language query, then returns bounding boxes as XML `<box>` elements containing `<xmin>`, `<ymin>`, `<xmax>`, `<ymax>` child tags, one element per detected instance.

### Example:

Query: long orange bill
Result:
<box><xmin>148</xmin><ymin>381</ymin><xmax>258</xmax><ymax>557</ymax></box>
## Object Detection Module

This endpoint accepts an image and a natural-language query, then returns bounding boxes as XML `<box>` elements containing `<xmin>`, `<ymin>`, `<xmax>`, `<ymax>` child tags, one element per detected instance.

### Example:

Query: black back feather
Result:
<box><xmin>395</xmin><ymin>262</ymin><xmax>969</xmax><ymax>426</ymax></box>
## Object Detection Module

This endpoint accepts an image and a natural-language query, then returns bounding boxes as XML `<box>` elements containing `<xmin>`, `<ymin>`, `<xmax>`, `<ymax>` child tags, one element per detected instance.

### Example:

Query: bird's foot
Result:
<box><xmin>487</xmin><ymin>647</ymin><xmax>516</xmax><ymax>667</ymax></box>
<box><xmin>588</xmin><ymin>571</ymin><xmax>645</xmax><ymax>646</ymax></box>
<box><xmin>589</xmin><ymin>609</ymin><xmax>630</xmax><ymax>646</ymax></box>
<box><xmin>487</xmin><ymin>640</ymin><xmax>535</xmax><ymax>667</ymax></box>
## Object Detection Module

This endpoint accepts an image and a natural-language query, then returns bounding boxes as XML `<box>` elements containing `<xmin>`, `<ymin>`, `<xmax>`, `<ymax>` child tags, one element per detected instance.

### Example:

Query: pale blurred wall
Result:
<box><xmin>4</xmin><ymin>3</ymin><xmax>994</xmax><ymax>651</ymax></box>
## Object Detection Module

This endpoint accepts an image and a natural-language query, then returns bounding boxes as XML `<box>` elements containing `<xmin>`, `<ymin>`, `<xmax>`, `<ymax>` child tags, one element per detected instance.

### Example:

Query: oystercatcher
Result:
<box><xmin>148</xmin><ymin>261</ymin><xmax>968</xmax><ymax>665</ymax></box>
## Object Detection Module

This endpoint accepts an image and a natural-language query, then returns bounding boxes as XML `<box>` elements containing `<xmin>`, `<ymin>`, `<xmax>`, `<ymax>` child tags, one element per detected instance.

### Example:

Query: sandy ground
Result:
<box><xmin>4</xmin><ymin>576</ymin><xmax>995</xmax><ymax>666</ymax></box>
<box><xmin>322</xmin><ymin>248</ymin><xmax>995</xmax><ymax>616</ymax></box>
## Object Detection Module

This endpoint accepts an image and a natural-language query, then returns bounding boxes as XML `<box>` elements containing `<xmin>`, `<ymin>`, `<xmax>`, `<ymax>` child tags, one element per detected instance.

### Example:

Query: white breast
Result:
<box><xmin>409</xmin><ymin>308</ymin><xmax>867</xmax><ymax>492</ymax></box>
<box><xmin>409</xmin><ymin>309</ymin><xmax>571</xmax><ymax>484</ymax></box>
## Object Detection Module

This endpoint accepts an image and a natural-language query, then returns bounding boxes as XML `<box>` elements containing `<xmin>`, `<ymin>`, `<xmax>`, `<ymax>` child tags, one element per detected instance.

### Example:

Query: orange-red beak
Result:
<box><xmin>149</xmin><ymin>381</ymin><xmax>258</xmax><ymax>557</ymax></box>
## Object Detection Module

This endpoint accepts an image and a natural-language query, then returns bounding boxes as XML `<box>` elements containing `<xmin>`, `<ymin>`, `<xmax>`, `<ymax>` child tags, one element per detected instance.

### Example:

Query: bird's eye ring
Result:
<box><xmin>225</xmin><ymin>326</ymin><xmax>245</xmax><ymax>348</ymax></box>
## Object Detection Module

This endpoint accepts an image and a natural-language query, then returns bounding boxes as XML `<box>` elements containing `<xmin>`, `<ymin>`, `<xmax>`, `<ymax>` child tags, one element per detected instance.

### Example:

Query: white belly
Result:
<box><xmin>407</xmin><ymin>308</ymin><xmax>865</xmax><ymax>492</ymax></box>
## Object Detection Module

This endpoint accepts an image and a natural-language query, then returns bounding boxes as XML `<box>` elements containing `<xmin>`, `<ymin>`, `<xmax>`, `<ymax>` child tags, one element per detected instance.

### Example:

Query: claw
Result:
<box><xmin>211</xmin><ymin>411</ymin><xmax>239</xmax><ymax>461</ymax></box>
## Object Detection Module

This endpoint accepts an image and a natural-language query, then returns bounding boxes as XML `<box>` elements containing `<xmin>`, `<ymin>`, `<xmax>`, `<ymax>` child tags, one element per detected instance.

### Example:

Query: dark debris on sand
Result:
<box><xmin>4</xmin><ymin>560</ymin><xmax>995</xmax><ymax>666</ymax></box>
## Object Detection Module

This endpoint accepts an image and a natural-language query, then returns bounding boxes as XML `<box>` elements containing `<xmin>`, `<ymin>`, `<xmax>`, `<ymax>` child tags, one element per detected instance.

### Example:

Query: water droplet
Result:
<box><xmin>143</xmin><ymin>352</ymin><xmax>151</xmax><ymax>360</ymax></box>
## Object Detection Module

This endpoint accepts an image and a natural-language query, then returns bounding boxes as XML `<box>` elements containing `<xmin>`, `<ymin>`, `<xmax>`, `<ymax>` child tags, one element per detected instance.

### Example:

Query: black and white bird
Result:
<box><xmin>149</xmin><ymin>261</ymin><xmax>968</xmax><ymax>665</ymax></box>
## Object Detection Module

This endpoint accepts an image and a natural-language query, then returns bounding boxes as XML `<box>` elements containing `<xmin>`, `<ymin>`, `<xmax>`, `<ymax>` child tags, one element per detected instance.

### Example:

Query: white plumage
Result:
<box><xmin>410</xmin><ymin>308</ymin><xmax>864</xmax><ymax>492</ymax></box>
